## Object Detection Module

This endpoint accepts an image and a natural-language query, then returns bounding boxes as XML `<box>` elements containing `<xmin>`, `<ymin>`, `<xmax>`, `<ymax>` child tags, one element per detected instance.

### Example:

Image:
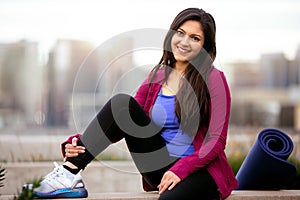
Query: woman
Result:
<box><xmin>28</xmin><ymin>8</ymin><xmax>238</xmax><ymax>200</ymax></box>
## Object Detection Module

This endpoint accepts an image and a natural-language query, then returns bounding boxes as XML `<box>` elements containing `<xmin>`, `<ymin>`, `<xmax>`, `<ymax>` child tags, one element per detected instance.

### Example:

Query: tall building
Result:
<box><xmin>46</xmin><ymin>37</ymin><xmax>138</xmax><ymax>128</ymax></box>
<box><xmin>288</xmin><ymin>46</ymin><xmax>300</xmax><ymax>86</ymax></box>
<box><xmin>295</xmin><ymin>46</ymin><xmax>300</xmax><ymax>85</ymax></box>
<box><xmin>45</xmin><ymin>39</ymin><xmax>95</xmax><ymax>127</ymax></box>
<box><xmin>70</xmin><ymin>36</ymin><xmax>141</xmax><ymax>130</ymax></box>
<box><xmin>227</xmin><ymin>61</ymin><xmax>261</xmax><ymax>88</ymax></box>
<box><xmin>0</xmin><ymin>40</ymin><xmax>42</xmax><ymax>128</ymax></box>
<box><xmin>260</xmin><ymin>53</ymin><xmax>289</xmax><ymax>88</ymax></box>
<box><xmin>289</xmin><ymin>60</ymin><xmax>298</xmax><ymax>86</ymax></box>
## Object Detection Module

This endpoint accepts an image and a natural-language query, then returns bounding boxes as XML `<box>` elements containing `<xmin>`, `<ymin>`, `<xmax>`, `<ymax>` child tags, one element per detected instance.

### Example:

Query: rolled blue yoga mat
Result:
<box><xmin>235</xmin><ymin>128</ymin><xmax>297</xmax><ymax>190</ymax></box>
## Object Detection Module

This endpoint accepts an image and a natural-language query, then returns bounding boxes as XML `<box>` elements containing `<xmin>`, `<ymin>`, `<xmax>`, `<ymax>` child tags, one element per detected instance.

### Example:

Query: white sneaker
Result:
<box><xmin>25</xmin><ymin>162</ymin><xmax>88</xmax><ymax>198</ymax></box>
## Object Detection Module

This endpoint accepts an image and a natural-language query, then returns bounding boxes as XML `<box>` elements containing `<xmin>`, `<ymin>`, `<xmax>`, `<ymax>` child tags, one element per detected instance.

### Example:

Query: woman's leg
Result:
<box><xmin>66</xmin><ymin>93</ymin><xmax>176</xmax><ymax>187</ymax></box>
<box><xmin>158</xmin><ymin>169</ymin><xmax>219</xmax><ymax>200</ymax></box>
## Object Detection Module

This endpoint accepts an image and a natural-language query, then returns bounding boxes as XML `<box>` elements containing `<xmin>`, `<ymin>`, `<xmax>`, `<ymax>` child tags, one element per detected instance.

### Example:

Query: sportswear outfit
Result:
<box><xmin>31</xmin><ymin>67</ymin><xmax>238</xmax><ymax>200</ymax></box>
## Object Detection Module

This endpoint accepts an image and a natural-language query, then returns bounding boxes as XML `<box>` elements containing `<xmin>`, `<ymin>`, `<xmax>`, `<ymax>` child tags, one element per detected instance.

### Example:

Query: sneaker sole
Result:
<box><xmin>33</xmin><ymin>187</ymin><xmax>88</xmax><ymax>198</ymax></box>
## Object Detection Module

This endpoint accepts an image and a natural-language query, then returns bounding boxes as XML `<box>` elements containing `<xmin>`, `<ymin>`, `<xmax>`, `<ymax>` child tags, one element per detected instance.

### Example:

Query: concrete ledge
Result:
<box><xmin>228</xmin><ymin>190</ymin><xmax>300</xmax><ymax>200</ymax></box>
<box><xmin>59</xmin><ymin>192</ymin><xmax>157</xmax><ymax>200</ymax></box>
<box><xmin>1</xmin><ymin>191</ymin><xmax>300</xmax><ymax>200</ymax></box>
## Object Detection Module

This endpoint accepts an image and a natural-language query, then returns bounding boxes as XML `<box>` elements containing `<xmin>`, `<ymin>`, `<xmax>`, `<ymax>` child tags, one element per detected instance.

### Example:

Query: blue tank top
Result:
<box><xmin>151</xmin><ymin>88</ymin><xmax>194</xmax><ymax>158</ymax></box>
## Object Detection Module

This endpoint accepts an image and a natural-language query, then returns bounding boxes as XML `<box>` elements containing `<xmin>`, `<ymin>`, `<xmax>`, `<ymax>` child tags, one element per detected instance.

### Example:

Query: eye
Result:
<box><xmin>191</xmin><ymin>36</ymin><xmax>201</xmax><ymax>42</ymax></box>
<box><xmin>176</xmin><ymin>30</ymin><xmax>184</xmax><ymax>36</ymax></box>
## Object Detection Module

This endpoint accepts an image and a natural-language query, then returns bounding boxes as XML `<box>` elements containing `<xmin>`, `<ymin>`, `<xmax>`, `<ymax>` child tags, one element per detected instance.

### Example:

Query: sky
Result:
<box><xmin>0</xmin><ymin>0</ymin><xmax>300</xmax><ymax>64</ymax></box>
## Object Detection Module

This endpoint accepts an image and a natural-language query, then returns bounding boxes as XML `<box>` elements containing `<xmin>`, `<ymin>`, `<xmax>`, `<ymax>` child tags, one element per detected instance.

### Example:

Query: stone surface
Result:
<box><xmin>1</xmin><ymin>191</ymin><xmax>300</xmax><ymax>200</ymax></box>
<box><xmin>227</xmin><ymin>190</ymin><xmax>300</xmax><ymax>200</ymax></box>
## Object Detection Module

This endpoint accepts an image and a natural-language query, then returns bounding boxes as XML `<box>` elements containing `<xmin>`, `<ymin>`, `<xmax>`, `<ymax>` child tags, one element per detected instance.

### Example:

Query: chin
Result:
<box><xmin>174</xmin><ymin>55</ymin><xmax>189</xmax><ymax>63</ymax></box>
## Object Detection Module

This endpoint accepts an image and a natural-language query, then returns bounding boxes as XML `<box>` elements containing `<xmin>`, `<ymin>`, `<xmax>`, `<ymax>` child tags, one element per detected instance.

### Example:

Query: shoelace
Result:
<box><xmin>44</xmin><ymin>162</ymin><xmax>64</xmax><ymax>182</ymax></box>
<box><xmin>43</xmin><ymin>162</ymin><xmax>84</xmax><ymax>190</ymax></box>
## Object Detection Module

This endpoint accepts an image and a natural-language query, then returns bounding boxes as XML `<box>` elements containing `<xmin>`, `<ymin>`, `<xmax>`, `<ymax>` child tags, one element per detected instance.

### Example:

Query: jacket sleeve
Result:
<box><xmin>134</xmin><ymin>73</ymin><xmax>152</xmax><ymax>108</ymax></box>
<box><xmin>169</xmin><ymin>69</ymin><xmax>231</xmax><ymax>180</ymax></box>
<box><xmin>61</xmin><ymin>134</ymin><xmax>81</xmax><ymax>157</ymax></box>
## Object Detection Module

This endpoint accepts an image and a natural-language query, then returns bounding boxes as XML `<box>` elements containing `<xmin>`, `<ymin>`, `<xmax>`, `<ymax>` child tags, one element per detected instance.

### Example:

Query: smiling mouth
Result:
<box><xmin>177</xmin><ymin>46</ymin><xmax>191</xmax><ymax>55</ymax></box>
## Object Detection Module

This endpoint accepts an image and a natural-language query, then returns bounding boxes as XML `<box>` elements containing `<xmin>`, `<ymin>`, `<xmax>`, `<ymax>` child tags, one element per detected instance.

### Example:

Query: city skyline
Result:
<box><xmin>0</xmin><ymin>0</ymin><xmax>300</xmax><ymax>64</ymax></box>
<box><xmin>1</xmin><ymin>0</ymin><xmax>300</xmax><ymax>130</ymax></box>
<box><xmin>0</xmin><ymin>38</ymin><xmax>299</xmax><ymax>129</ymax></box>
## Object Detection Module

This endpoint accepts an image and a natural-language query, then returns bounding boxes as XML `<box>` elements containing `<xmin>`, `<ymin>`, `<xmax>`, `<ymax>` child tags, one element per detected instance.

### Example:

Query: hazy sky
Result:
<box><xmin>1</xmin><ymin>0</ymin><xmax>300</xmax><ymax>63</ymax></box>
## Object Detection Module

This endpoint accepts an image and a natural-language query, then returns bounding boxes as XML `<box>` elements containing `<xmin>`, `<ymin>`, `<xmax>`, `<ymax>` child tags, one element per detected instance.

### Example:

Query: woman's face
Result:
<box><xmin>171</xmin><ymin>20</ymin><xmax>205</xmax><ymax>63</ymax></box>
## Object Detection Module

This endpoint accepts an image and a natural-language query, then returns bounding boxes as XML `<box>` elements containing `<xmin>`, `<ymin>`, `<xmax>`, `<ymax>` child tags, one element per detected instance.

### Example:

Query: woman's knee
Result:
<box><xmin>110</xmin><ymin>93</ymin><xmax>133</xmax><ymax>104</ymax></box>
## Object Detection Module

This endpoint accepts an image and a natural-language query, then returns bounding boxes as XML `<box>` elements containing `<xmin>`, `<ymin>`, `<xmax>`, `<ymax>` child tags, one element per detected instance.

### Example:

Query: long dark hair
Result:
<box><xmin>150</xmin><ymin>8</ymin><xmax>217</xmax><ymax>136</ymax></box>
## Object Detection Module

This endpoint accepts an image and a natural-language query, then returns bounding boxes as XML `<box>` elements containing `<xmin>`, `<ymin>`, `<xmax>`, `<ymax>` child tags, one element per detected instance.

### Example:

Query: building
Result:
<box><xmin>0</xmin><ymin>40</ymin><xmax>42</xmax><ymax>128</ymax></box>
<box><xmin>260</xmin><ymin>53</ymin><xmax>289</xmax><ymax>88</ymax></box>
<box><xmin>227</xmin><ymin>61</ymin><xmax>261</xmax><ymax>88</ymax></box>
<box><xmin>229</xmin><ymin>51</ymin><xmax>300</xmax><ymax>130</ymax></box>
<box><xmin>45</xmin><ymin>39</ymin><xmax>95</xmax><ymax>127</ymax></box>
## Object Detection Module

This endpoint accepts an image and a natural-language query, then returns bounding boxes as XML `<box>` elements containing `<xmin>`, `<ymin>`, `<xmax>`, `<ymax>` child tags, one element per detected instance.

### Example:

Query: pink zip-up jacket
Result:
<box><xmin>61</xmin><ymin>67</ymin><xmax>238</xmax><ymax>200</ymax></box>
<box><xmin>133</xmin><ymin>67</ymin><xmax>238</xmax><ymax>199</ymax></box>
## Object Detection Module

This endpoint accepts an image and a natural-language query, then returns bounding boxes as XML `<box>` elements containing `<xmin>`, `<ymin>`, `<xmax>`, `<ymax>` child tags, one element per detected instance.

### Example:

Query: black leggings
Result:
<box><xmin>66</xmin><ymin>94</ymin><xmax>219</xmax><ymax>199</ymax></box>
<box><xmin>158</xmin><ymin>169</ymin><xmax>219</xmax><ymax>200</ymax></box>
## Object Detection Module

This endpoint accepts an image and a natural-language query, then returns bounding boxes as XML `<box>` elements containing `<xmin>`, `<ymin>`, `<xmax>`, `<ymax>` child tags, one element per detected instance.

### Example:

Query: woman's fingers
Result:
<box><xmin>168</xmin><ymin>178</ymin><xmax>180</xmax><ymax>190</ymax></box>
<box><xmin>65</xmin><ymin>143</ymin><xmax>85</xmax><ymax>151</ymax></box>
<box><xmin>158</xmin><ymin>171</ymin><xmax>181</xmax><ymax>194</ymax></box>
<box><xmin>64</xmin><ymin>142</ymin><xmax>85</xmax><ymax>159</ymax></box>
<box><xmin>64</xmin><ymin>149</ymin><xmax>82</xmax><ymax>158</ymax></box>
<box><xmin>72</xmin><ymin>137</ymin><xmax>78</xmax><ymax>146</ymax></box>
<box><xmin>158</xmin><ymin>179</ymin><xmax>171</xmax><ymax>194</ymax></box>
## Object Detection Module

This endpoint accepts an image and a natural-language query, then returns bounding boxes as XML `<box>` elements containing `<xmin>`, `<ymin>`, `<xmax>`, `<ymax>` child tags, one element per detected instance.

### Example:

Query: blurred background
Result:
<box><xmin>0</xmin><ymin>0</ymin><xmax>299</xmax><ymax>131</ymax></box>
<box><xmin>0</xmin><ymin>0</ymin><xmax>300</xmax><ymax>131</ymax></box>
<box><xmin>1</xmin><ymin>0</ymin><xmax>300</xmax><ymax>195</ymax></box>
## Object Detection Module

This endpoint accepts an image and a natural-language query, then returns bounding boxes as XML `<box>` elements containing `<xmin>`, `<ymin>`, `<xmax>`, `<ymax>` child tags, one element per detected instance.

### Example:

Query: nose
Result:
<box><xmin>179</xmin><ymin>35</ymin><xmax>189</xmax><ymax>46</ymax></box>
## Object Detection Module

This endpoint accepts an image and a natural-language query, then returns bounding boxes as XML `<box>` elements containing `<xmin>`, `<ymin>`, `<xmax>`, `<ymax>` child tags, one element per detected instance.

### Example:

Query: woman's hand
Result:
<box><xmin>64</xmin><ymin>137</ymin><xmax>85</xmax><ymax>161</ymax></box>
<box><xmin>157</xmin><ymin>171</ymin><xmax>181</xmax><ymax>194</ymax></box>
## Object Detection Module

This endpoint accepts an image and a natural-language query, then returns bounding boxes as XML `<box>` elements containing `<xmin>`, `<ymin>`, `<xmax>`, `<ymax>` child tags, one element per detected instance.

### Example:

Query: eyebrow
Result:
<box><xmin>178</xmin><ymin>28</ymin><xmax>202</xmax><ymax>38</ymax></box>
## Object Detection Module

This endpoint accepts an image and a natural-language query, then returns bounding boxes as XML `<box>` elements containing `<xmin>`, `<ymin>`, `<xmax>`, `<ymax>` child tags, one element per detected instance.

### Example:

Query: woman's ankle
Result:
<box><xmin>64</xmin><ymin>161</ymin><xmax>78</xmax><ymax>169</ymax></box>
<box><xmin>63</xmin><ymin>161</ymin><xmax>81</xmax><ymax>174</ymax></box>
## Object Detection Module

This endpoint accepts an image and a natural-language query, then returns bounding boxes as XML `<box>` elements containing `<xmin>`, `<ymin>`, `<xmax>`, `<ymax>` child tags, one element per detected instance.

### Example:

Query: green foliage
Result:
<box><xmin>227</xmin><ymin>155</ymin><xmax>245</xmax><ymax>175</ymax></box>
<box><xmin>0</xmin><ymin>165</ymin><xmax>5</xmax><ymax>188</ymax></box>
<box><xmin>14</xmin><ymin>178</ymin><xmax>42</xmax><ymax>200</ymax></box>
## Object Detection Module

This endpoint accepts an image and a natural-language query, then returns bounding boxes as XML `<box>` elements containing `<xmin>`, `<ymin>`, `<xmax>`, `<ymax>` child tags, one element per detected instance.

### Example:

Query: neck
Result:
<box><xmin>174</xmin><ymin>61</ymin><xmax>188</xmax><ymax>74</ymax></box>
